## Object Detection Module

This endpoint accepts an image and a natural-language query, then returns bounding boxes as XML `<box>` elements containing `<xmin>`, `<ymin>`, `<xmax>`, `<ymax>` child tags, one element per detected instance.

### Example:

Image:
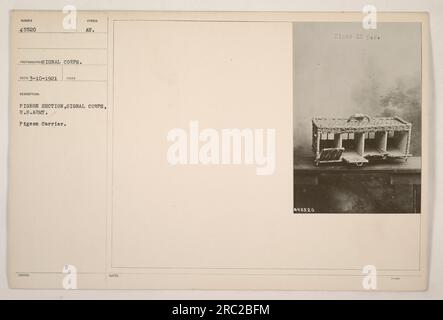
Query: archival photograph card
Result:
<box><xmin>8</xmin><ymin>11</ymin><xmax>430</xmax><ymax>290</ymax></box>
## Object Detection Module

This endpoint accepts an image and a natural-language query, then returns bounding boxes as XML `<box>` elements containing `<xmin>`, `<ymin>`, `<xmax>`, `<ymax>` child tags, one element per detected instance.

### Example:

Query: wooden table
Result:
<box><xmin>294</xmin><ymin>156</ymin><xmax>421</xmax><ymax>213</ymax></box>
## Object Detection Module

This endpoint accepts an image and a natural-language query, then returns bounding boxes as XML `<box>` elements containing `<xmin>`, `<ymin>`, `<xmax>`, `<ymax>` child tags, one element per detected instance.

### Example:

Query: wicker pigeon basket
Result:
<box><xmin>312</xmin><ymin>114</ymin><xmax>412</xmax><ymax>166</ymax></box>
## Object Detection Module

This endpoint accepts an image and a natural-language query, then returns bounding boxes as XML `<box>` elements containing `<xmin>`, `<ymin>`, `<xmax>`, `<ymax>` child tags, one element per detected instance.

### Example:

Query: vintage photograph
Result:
<box><xmin>293</xmin><ymin>22</ymin><xmax>422</xmax><ymax>213</ymax></box>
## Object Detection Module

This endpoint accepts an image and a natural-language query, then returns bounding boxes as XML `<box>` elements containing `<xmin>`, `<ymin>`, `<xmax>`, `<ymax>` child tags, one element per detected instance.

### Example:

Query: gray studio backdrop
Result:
<box><xmin>293</xmin><ymin>22</ymin><xmax>421</xmax><ymax>157</ymax></box>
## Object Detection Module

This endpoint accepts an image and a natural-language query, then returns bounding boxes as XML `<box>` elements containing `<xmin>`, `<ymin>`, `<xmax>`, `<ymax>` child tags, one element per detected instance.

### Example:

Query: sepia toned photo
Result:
<box><xmin>293</xmin><ymin>22</ymin><xmax>422</xmax><ymax>213</ymax></box>
<box><xmin>7</xmin><ymin>10</ymin><xmax>430</xmax><ymax>291</ymax></box>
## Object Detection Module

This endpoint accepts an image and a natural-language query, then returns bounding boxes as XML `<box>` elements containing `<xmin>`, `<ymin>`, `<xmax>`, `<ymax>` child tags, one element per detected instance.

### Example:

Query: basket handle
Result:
<box><xmin>346</xmin><ymin>113</ymin><xmax>371</xmax><ymax>123</ymax></box>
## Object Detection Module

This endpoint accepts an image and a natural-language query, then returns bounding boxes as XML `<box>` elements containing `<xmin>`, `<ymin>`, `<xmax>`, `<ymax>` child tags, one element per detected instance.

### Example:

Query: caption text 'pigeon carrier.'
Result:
<box><xmin>312</xmin><ymin>114</ymin><xmax>412</xmax><ymax>166</ymax></box>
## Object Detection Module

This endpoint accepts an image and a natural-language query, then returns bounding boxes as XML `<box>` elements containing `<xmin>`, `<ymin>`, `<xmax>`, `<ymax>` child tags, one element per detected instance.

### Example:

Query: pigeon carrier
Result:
<box><xmin>312</xmin><ymin>114</ymin><xmax>412</xmax><ymax>166</ymax></box>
